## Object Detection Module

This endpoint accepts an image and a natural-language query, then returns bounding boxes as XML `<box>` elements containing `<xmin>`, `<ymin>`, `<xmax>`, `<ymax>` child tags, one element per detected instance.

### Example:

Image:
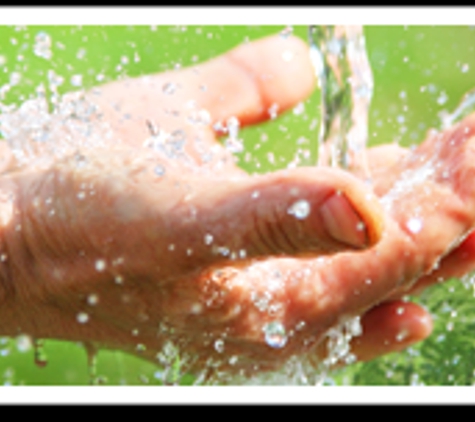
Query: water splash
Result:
<box><xmin>308</xmin><ymin>25</ymin><xmax>373</xmax><ymax>179</ymax></box>
<box><xmin>440</xmin><ymin>88</ymin><xmax>475</xmax><ymax>130</ymax></box>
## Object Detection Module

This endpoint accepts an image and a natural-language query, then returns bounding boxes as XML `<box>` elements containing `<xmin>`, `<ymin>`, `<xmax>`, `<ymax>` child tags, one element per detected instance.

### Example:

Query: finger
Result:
<box><xmin>313</xmin><ymin>301</ymin><xmax>432</xmax><ymax>365</ymax></box>
<box><xmin>348</xmin><ymin>301</ymin><xmax>433</xmax><ymax>362</ymax></box>
<box><xmin>170</xmin><ymin>166</ymin><xmax>384</xmax><ymax>271</ymax></box>
<box><xmin>394</xmin><ymin>230</ymin><xmax>475</xmax><ymax>298</ymax></box>
<box><xmin>88</xmin><ymin>35</ymin><xmax>314</xmax><ymax>147</ymax></box>
<box><xmin>278</xmin><ymin>114</ymin><xmax>475</xmax><ymax>329</ymax></box>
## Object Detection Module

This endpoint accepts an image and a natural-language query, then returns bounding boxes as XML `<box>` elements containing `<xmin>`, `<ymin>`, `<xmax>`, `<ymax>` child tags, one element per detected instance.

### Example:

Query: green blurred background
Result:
<box><xmin>1</xmin><ymin>25</ymin><xmax>475</xmax><ymax>386</ymax></box>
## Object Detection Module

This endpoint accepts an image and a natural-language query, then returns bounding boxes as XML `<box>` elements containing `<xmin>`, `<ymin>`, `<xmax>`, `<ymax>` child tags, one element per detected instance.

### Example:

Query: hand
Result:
<box><xmin>0</xmin><ymin>34</ymin><xmax>474</xmax><ymax>382</ymax></box>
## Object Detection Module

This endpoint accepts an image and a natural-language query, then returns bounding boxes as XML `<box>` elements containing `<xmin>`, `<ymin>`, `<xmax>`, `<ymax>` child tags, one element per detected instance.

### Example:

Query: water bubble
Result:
<box><xmin>162</xmin><ymin>82</ymin><xmax>176</xmax><ymax>95</ymax></box>
<box><xmin>33</xmin><ymin>31</ymin><xmax>52</xmax><ymax>60</ymax></box>
<box><xmin>77</xmin><ymin>312</ymin><xmax>89</xmax><ymax>324</ymax></box>
<box><xmin>95</xmin><ymin>259</ymin><xmax>106</xmax><ymax>272</ymax></box>
<box><xmin>287</xmin><ymin>199</ymin><xmax>311</xmax><ymax>219</ymax></box>
<box><xmin>87</xmin><ymin>294</ymin><xmax>99</xmax><ymax>306</ymax></box>
<box><xmin>406</xmin><ymin>217</ymin><xmax>423</xmax><ymax>234</ymax></box>
<box><xmin>263</xmin><ymin>321</ymin><xmax>288</xmax><ymax>349</ymax></box>
<box><xmin>214</xmin><ymin>339</ymin><xmax>225</xmax><ymax>353</ymax></box>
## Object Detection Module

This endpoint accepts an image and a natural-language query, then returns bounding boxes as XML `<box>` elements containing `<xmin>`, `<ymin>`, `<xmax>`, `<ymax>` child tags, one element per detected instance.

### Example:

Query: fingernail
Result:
<box><xmin>319</xmin><ymin>192</ymin><xmax>368</xmax><ymax>248</ymax></box>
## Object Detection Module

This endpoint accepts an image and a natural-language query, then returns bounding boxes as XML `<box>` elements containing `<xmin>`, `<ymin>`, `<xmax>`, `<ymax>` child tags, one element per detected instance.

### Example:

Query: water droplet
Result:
<box><xmin>280</xmin><ymin>26</ymin><xmax>293</xmax><ymax>39</ymax></box>
<box><xmin>16</xmin><ymin>335</ymin><xmax>32</xmax><ymax>353</ymax></box>
<box><xmin>95</xmin><ymin>259</ymin><xmax>106</xmax><ymax>272</ymax></box>
<box><xmin>154</xmin><ymin>164</ymin><xmax>166</xmax><ymax>177</ymax></box>
<box><xmin>282</xmin><ymin>50</ymin><xmax>294</xmax><ymax>62</ymax></box>
<box><xmin>251</xmin><ymin>191</ymin><xmax>260</xmax><ymax>199</ymax></box>
<box><xmin>406</xmin><ymin>217</ymin><xmax>423</xmax><ymax>234</ymax></box>
<box><xmin>228</xmin><ymin>355</ymin><xmax>238</xmax><ymax>365</ymax></box>
<box><xmin>87</xmin><ymin>294</ymin><xmax>99</xmax><ymax>306</ymax></box>
<box><xmin>131</xmin><ymin>328</ymin><xmax>139</xmax><ymax>336</ymax></box>
<box><xmin>287</xmin><ymin>199</ymin><xmax>311</xmax><ymax>219</ymax></box>
<box><xmin>77</xmin><ymin>312</ymin><xmax>89</xmax><ymax>324</ymax></box>
<box><xmin>77</xmin><ymin>191</ymin><xmax>86</xmax><ymax>200</ymax></box>
<box><xmin>461</xmin><ymin>63</ymin><xmax>469</xmax><ymax>73</ymax></box>
<box><xmin>162</xmin><ymin>82</ymin><xmax>176</xmax><ymax>95</ymax></box>
<box><xmin>9</xmin><ymin>72</ymin><xmax>21</xmax><ymax>86</ymax></box>
<box><xmin>33</xmin><ymin>31</ymin><xmax>52</xmax><ymax>60</ymax></box>
<box><xmin>114</xmin><ymin>275</ymin><xmax>124</xmax><ymax>285</ymax></box>
<box><xmin>70</xmin><ymin>74</ymin><xmax>83</xmax><ymax>87</ymax></box>
<box><xmin>356</xmin><ymin>221</ymin><xmax>366</xmax><ymax>231</ymax></box>
<box><xmin>190</xmin><ymin>303</ymin><xmax>203</xmax><ymax>314</ymax></box>
<box><xmin>214</xmin><ymin>339</ymin><xmax>225</xmax><ymax>353</ymax></box>
<box><xmin>437</xmin><ymin>91</ymin><xmax>449</xmax><ymax>105</ymax></box>
<box><xmin>293</xmin><ymin>102</ymin><xmax>305</xmax><ymax>115</ymax></box>
<box><xmin>396</xmin><ymin>329</ymin><xmax>409</xmax><ymax>342</ymax></box>
<box><xmin>263</xmin><ymin>321</ymin><xmax>288</xmax><ymax>349</ymax></box>
<box><xmin>396</xmin><ymin>306</ymin><xmax>405</xmax><ymax>315</ymax></box>
<box><xmin>76</xmin><ymin>48</ymin><xmax>86</xmax><ymax>60</ymax></box>
<box><xmin>136</xmin><ymin>343</ymin><xmax>147</xmax><ymax>353</ymax></box>
<box><xmin>268</xmin><ymin>103</ymin><xmax>279</xmax><ymax>120</ymax></box>
<box><xmin>204</xmin><ymin>233</ymin><xmax>213</xmax><ymax>245</ymax></box>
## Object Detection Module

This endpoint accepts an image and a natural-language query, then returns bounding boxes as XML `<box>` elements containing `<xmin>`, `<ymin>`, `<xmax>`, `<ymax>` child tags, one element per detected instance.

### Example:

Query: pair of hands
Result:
<box><xmin>0</xmin><ymin>34</ymin><xmax>475</xmax><ymax>381</ymax></box>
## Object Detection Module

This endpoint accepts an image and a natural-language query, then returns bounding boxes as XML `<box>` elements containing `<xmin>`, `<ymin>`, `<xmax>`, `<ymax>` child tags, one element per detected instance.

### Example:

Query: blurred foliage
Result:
<box><xmin>1</xmin><ymin>24</ymin><xmax>475</xmax><ymax>386</ymax></box>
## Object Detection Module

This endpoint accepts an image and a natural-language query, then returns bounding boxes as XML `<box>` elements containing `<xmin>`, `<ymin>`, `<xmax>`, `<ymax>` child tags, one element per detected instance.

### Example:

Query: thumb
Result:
<box><xmin>173</xmin><ymin>167</ymin><xmax>384</xmax><ymax>267</ymax></box>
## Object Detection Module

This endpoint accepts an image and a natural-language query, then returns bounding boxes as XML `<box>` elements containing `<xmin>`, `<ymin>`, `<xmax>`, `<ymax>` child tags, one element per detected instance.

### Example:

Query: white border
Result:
<box><xmin>0</xmin><ymin>386</ymin><xmax>473</xmax><ymax>404</ymax></box>
<box><xmin>0</xmin><ymin>6</ymin><xmax>473</xmax><ymax>25</ymax></box>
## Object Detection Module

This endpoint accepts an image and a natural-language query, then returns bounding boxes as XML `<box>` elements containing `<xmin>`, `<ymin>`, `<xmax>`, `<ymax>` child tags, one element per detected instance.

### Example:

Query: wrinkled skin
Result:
<box><xmin>0</xmin><ymin>34</ymin><xmax>475</xmax><ymax>381</ymax></box>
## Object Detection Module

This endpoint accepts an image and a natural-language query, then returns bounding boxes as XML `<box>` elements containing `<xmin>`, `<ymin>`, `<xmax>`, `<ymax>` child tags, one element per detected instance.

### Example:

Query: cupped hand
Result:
<box><xmin>0</xmin><ymin>34</ymin><xmax>474</xmax><ymax>381</ymax></box>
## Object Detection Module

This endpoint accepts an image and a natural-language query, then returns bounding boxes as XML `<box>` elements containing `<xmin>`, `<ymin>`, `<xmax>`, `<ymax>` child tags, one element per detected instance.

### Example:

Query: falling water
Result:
<box><xmin>308</xmin><ymin>25</ymin><xmax>373</xmax><ymax>180</ymax></box>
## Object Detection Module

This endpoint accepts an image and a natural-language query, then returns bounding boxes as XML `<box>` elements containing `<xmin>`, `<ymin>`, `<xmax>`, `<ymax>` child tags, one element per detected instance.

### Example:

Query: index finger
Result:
<box><xmin>88</xmin><ymin>35</ymin><xmax>315</xmax><ymax>146</ymax></box>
